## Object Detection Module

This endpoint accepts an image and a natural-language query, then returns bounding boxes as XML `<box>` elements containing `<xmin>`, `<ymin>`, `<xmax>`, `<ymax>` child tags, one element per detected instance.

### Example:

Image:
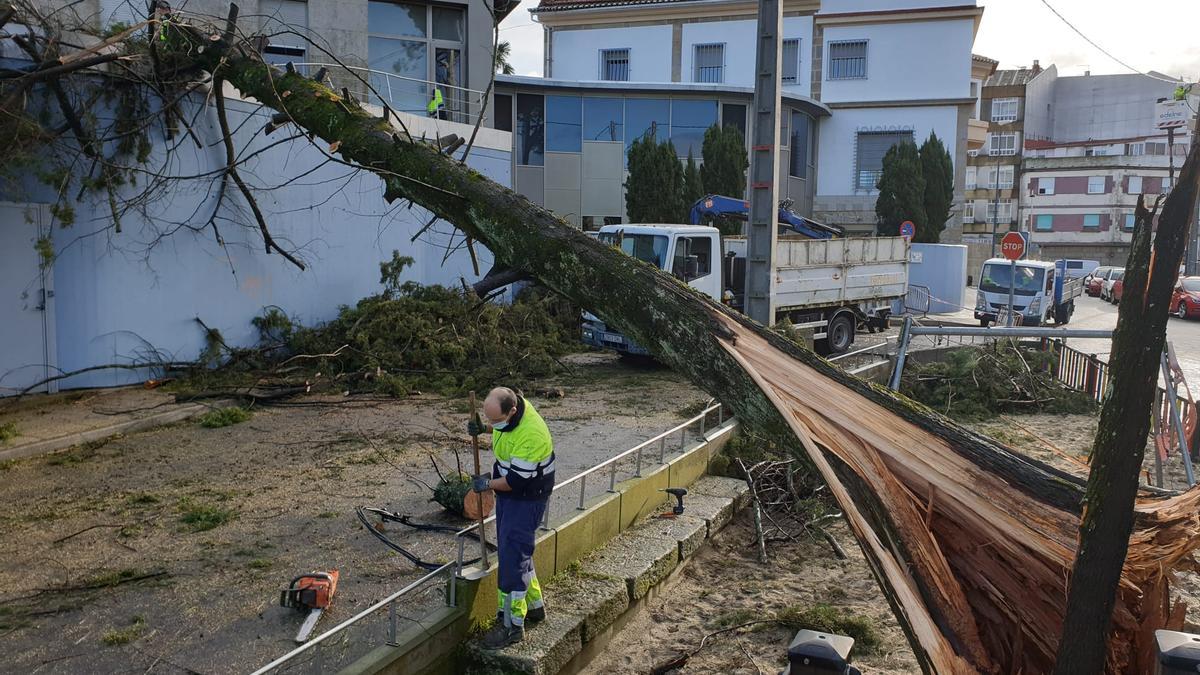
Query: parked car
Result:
<box><xmin>1104</xmin><ymin>269</ymin><xmax>1125</xmax><ymax>303</ymax></box>
<box><xmin>1085</xmin><ymin>266</ymin><xmax>1114</xmax><ymax>297</ymax></box>
<box><xmin>1172</xmin><ymin>276</ymin><xmax>1200</xmax><ymax>319</ymax></box>
<box><xmin>1111</xmin><ymin>276</ymin><xmax>1124</xmax><ymax>304</ymax></box>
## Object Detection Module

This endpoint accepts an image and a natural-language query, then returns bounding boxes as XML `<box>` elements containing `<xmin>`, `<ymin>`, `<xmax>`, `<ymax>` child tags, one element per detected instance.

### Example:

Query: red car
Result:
<box><xmin>1084</xmin><ymin>266</ymin><xmax>1113</xmax><ymax>297</ymax></box>
<box><xmin>1172</xmin><ymin>276</ymin><xmax>1200</xmax><ymax>319</ymax></box>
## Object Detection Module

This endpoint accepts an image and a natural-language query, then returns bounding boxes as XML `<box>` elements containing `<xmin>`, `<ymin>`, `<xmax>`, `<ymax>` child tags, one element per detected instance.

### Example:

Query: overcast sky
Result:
<box><xmin>497</xmin><ymin>0</ymin><xmax>1200</xmax><ymax>81</ymax></box>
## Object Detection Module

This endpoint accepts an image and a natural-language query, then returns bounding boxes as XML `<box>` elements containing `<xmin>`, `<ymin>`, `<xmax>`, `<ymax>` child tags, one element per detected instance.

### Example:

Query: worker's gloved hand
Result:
<box><xmin>472</xmin><ymin>475</ymin><xmax>491</xmax><ymax>493</ymax></box>
<box><xmin>467</xmin><ymin>414</ymin><xmax>485</xmax><ymax>437</ymax></box>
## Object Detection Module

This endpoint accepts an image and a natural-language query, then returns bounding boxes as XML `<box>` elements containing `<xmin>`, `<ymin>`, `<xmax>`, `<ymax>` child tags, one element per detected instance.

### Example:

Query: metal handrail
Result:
<box><xmin>249</xmin><ymin>562</ymin><xmax>455</xmax><ymax>675</ymax></box>
<box><xmin>828</xmin><ymin>335</ymin><xmax>895</xmax><ymax>363</ymax></box>
<box><xmin>453</xmin><ymin>402</ymin><xmax>729</xmax><ymax>571</ymax></box>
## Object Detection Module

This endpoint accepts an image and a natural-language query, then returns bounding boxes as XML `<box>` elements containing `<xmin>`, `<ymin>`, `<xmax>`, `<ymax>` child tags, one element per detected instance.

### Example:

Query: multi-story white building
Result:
<box><xmin>524</xmin><ymin>0</ymin><xmax>984</xmax><ymax>234</ymax></box>
<box><xmin>1019</xmin><ymin>69</ymin><xmax>1194</xmax><ymax>264</ymax></box>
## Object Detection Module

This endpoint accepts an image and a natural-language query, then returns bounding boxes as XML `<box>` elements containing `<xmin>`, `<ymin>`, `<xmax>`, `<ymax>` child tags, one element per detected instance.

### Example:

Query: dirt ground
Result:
<box><xmin>0</xmin><ymin>353</ymin><xmax>708</xmax><ymax>675</ymax></box>
<box><xmin>582</xmin><ymin>512</ymin><xmax>919</xmax><ymax>674</ymax></box>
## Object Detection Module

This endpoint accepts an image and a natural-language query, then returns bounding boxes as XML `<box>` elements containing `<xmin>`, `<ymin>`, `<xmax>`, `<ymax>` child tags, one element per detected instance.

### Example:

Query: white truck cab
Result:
<box><xmin>974</xmin><ymin>258</ymin><xmax>1081</xmax><ymax>326</ymax></box>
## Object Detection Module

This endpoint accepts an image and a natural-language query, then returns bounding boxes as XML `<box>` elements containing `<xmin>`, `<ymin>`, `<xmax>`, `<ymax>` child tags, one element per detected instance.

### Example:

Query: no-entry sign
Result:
<box><xmin>1000</xmin><ymin>231</ymin><xmax>1026</xmax><ymax>261</ymax></box>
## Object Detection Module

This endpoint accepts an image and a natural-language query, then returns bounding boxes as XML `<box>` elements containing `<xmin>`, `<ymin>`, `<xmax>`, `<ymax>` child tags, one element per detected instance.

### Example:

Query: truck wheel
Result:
<box><xmin>823</xmin><ymin>314</ymin><xmax>855</xmax><ymax>355</ymax></box>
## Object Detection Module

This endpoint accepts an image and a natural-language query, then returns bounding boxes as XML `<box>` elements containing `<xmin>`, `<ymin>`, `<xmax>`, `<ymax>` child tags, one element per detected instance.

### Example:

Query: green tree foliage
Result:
<box><xmin>918</xmin><ymin>132</ymin><xmax>954</xmax><ymax>243</ymax></box>
<box><xmin>494</xmin><ymin>41</ymin><xmax>515</xmax><ymax>75</ymax></box>
<box><xmin>700</xmin><ymin>123</ymin><xmax>748</xmax><ymax>199</ymax></box>
<box><xmin>874</xmin><ymin>140</ymin><xmax>926</xmax><ymax>237</ymax></box>
<box><xmin>682</xmin><ymin>150</ymin><xmax>704</xmax><ymax>218</ymax></box>
<box><xmin>625</xmin><ymin>136</ymin><xmax>685</xmax><ymax>223</ymax></box>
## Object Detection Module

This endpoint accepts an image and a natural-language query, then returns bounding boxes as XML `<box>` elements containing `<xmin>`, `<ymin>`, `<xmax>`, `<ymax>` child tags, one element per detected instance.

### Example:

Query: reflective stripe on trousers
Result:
<box><xmin>495</xmin><ymin>496</ymin><xmax>548</xmax><ymax>627</ymax></box>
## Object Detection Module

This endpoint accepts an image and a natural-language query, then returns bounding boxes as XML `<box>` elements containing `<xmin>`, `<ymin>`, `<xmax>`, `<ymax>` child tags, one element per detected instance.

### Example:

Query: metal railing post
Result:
<box><xmin>387</xmin><ymin>601</ymin><xmax>398</xmax><ymax>646</ymax></box>
<box><xmin>717</xmin><ymin>404</ymin><xmax>724</xmax><ymax>426</ymax></box>
<box><xmin>659</xmin><ymin>436</ymin><xmax>666</xmax><ymax>463</ymax></box>
<box><xmin>577</xmin><ymin>474</ymin><xmax>588</xmax><ymax>510</ymax></box>
<box><xmin>635</xmin><ymin>448</ymin><xmax>643</xmax><ymax>477</ymax></box>
<box><xmin>679</xmin><ymin>427</ymin><xmax>687</xmax><ymax>454</ymax></box>
<box><xmin>447</xmin><ymin>568</ymin><xmax>456</xmax><ymax>607</ymax></box>
<box><xmin>700</xmin><ymin>411</ymin><xmax>707</xmax><ymax>437</ymax></box>
<box><xmin>541</xmin><ymin>503</ymin><xmax>551</xmax><ymax>529</ymax></box>
<box><xmin>608</xmin><ymin>463</ymin><xmax>617</xmax><ymax>492</ymax></box>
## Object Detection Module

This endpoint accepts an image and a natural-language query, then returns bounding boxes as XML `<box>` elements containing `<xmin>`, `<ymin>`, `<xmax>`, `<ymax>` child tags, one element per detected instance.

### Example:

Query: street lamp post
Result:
<box><xmin>990</xmin><ymin>153</ymin><xmax>1002</xmax><ymax>259</ymax></box>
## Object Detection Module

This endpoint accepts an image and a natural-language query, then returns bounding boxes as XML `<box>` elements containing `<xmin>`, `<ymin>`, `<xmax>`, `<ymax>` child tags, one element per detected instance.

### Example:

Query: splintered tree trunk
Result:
<box><xmin>1054</xmin><ymin>161</ymin><xmax>1200</xmax><ymax>674</ymax></box>
<box><xmin>164</xmin><ymin>12</ymin><xmax>1200</xmax><ymax>672</ymax></box>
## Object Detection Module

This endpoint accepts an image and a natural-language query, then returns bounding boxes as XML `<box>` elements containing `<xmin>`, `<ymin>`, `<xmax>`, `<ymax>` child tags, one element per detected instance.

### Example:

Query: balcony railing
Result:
<box><xmin>290</xmin><ymin>62</ymin><xmax>489</xmax><ymax>126</ymax></box>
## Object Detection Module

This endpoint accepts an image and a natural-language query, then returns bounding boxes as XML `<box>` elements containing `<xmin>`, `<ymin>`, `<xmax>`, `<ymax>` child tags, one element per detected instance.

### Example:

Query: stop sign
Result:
<box><xmin>1000</xmin><ymin>231</ymin><xmax>1026</xmax><ymax>261</ymax></box>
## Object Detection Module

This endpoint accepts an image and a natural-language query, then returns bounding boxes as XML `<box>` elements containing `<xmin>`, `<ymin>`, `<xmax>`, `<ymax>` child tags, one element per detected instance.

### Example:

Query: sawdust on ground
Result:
<box><xmin>0</xmin><ymin>352</ymin><xmax>706</xmax><ymax>675</ymax></box>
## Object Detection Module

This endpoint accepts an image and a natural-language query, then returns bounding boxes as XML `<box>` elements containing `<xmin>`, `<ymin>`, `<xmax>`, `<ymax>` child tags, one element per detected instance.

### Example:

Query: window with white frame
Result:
<box><xmin>1127</xmin><ymin>176</ymin><xmax>1143</xmax><ymax>194</ymax></box>
<box><xmin>781</xmin><ymin>39</ymin><xmax>801</xmax><ymax>84</ymax></box>
<box><xmin>1035</xmin><ymin>214</ymin><xmax>1054</xmax><ymax>231</ymax></box>
<box><xmin>1083</xmin><ymin>214</ymin><xmax>1101</xmax><ymax>229</ymax></box>
<box><xmin>965</xmin><ymin>166</ymin><xmax>977</xmax><ymax>190</ymax></box>
<box><xmin>1146</xmin><ymin>141</ymin><xmax>1168</xmax><ymax>155</ymax></box>
<box><xmin>1087</xmin><ymin>176</ymin><xmax>1106</xmax><ymax>194</ymax></box>
<box><xmin>985</xmin><ymin>165</ymin><xmax>1014</xmax><ymax>189</ymax></box>
<box><xmin>855</xmin><ymin>130</ymin><xmax>913</xmax><ymax>190</ymax></box>
<box><xmin>1037</xmin><ymin>177</ymin><xmax>1055</xmax><ymax>195</ymax></box>
<box><xmin>989</xmin><ymin>133</ymin><xmax>1017</xmax><ymax>156</ymax></box>
<box><xmin>693</xmin><ymin>43</ymin><xmax>725</xmax><ymax>83</ymax></box>
<box><xmin>1124</xmin><ymin>213</ymin><xmax>1136</xmax><ymax>230</ymax></box>
<box><xmin>828</xmin><ymin>40</ymin><xmax>867</xmax><ymax>80</ymax></box>
<box><xmin>985</xmin><ymin>199</ymin><xmax>1013</xmax><ymax>223</ymax></box>
<box><xmin>962</xmin><ymin>201</ymin><xmax>974</xmax><ymax>223</ymax></box>
<box><xmin>991</xmin><ymin>98</ymin><xmax>1019</xmax><ymax>123</ymax></box>
<box><xmin>599</xmin><ymin>48</ymin><xmax>629</xmax><ymax>81</ymax></box>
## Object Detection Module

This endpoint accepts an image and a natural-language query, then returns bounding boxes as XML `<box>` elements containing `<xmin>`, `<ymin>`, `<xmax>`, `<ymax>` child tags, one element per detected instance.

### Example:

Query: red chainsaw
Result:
<box><xmin>280</xmin><ymin>570</ymin><xmax>339</xmax><ymax>643</ymax></box>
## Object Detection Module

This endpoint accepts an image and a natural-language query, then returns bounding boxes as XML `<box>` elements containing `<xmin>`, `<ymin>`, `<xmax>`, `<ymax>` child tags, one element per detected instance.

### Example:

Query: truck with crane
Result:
<box><xmin>581</xmin><ymin>195</ymin><xmax>910</xmax><ymax>355</ymax></box>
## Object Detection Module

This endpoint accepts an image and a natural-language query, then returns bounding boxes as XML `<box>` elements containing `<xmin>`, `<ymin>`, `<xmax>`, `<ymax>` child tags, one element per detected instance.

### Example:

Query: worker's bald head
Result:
<box><xmin>483</xmin><ymin>387</ymin><xmax>519</xmax><ymax>425</ymax></box>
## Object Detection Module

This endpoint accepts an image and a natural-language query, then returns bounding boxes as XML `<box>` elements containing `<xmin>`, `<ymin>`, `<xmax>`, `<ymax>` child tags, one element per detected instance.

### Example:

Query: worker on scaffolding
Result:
<box><xmin>469</xmin><ymin>386</ymin><xmax>556</xmax><ymax>649</ymax></box>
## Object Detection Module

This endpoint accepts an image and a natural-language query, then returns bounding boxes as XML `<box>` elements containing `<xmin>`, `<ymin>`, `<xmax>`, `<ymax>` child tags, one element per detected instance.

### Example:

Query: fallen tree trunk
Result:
<box><xmin>162</xmin><ymin>11</ymin><xmax>1200</xmax><ymax>672</ymax></box>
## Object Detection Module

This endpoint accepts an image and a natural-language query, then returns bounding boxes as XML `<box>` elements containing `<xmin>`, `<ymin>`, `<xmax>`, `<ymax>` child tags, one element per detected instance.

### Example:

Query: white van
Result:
<box><xmin>1063</xmin><ymin>259</ymin><xmax>1100</xmax><ymax>279</ymax></box>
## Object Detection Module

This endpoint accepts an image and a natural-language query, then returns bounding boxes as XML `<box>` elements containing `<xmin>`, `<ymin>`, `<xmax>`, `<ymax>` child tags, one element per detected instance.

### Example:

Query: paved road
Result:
<box><xmin>929</xmin><ymin>287</ymin><xmax>1200</xmax><ymax>390</ymax></box>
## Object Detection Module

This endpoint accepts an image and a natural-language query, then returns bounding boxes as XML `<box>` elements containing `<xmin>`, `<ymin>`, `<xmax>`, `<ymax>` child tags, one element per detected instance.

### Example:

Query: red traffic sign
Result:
<box><xmin>899</xmin><ymin>220</ymin><xmax>915</xmax><ymax>240</ymax></box>
<box><xmin>1000</xmin><ymin>231</ymin><xmax>1026</xmax><ymax>261</ymax></box>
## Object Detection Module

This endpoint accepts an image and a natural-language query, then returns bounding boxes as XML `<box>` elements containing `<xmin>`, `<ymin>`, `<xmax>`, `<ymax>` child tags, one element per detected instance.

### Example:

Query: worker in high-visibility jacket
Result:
<box><xmin>469</xmin><ymin>386</ymin><xmax>556</xmax><ymax>649</ymax></box>
<box><xmin>427</xmin><ymin>87</ymin><xmax>445</xmax><ymax>119</ymax></box>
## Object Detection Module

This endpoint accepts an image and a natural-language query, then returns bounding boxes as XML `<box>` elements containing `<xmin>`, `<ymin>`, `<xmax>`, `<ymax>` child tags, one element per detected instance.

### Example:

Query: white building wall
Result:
<box><xmin>1</xmin><ymin>93</ymin><xmax>511</xmax><ymax>392</ymax></box>
<box><xmin>819</xmin><ymin>19</ymin><xmax>974</xmax><ymax>103</ymax></box>
<box><xmin>816</xmin><ymin>105</ymin><xmax>960</xmax><ymax>196</ymax></box>
<box><xmin>550</xmin><ymin>25</ymin><xmax>673</xmax><ymax>82</ymax></box>
<box><xmin>679</xmin><ymin>16</ymin><xmax>813</xmax><ymax>93</ymax></box>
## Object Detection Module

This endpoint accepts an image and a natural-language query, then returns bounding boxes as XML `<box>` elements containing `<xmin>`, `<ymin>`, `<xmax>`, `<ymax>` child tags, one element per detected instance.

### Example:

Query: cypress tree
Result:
<box><xmin>874</xmin><ymin>140</ymin><xmax>926</xmax><ymax>237</ymax></box>
<box><xmin>700</xmin><ymin>123</ymin><xmax>748</xmax><ymax>199</ymax></box>
<box><xmin>682</xmin><ymin>149</ymin><xmax>704</xmax><ymax>220</ymax></box>
<box><xmin>918</xmin><ymin>131</ymin><xmax>954</xmax><ymax>243</ymax></box>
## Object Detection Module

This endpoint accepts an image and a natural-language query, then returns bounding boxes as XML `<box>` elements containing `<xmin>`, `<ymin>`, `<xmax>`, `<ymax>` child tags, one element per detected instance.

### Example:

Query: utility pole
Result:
<box><xmin>989</xmin><ymin>153</ymin><xmax>1001</xmax><ymax>258</ymax></box>
<box><xmin>745</xmin><ymin>0</ymin><xmax>782</xmax><ymax>326</ymax></box>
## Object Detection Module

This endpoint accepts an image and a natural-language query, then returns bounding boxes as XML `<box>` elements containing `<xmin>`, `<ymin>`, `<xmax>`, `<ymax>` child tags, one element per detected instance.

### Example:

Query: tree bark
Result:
<box><xmin>160</xmin><ymin>12</ymin><xmax>1200</xmax><ymax>673</ymax></box>
<box><xmin>1054</xmin><ymin>159</ymin><xmax>1200</xmax><ymax>674</ymax></box>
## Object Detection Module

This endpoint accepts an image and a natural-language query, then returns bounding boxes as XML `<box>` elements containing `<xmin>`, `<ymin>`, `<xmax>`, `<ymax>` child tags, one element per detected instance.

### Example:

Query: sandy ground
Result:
<box><xmin>582</xmin><ymin>512</ymin><xmax>919</xmax><ymax>675</ymax></box>
<box><xmin>0</xmin><ymin>388</ymin><xmax>180</xmax><ymax>447</ymax></box>
<box><xmin>0</xmin><ymin>353</ymin><xmax>707</xmax><ymax>675</ymax></box>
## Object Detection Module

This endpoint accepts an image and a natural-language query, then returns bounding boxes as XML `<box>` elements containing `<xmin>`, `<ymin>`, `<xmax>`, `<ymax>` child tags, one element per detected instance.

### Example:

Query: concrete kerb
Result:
<box><xmin>0</xmin><ymin>399</ymin><xmax>237</xmax><ymax>463</ymax></box>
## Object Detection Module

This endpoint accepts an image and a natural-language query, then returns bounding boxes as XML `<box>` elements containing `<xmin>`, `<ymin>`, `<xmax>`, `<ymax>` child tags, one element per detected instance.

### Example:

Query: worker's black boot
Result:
<box><xmin>526</xmin><ymin>605</ymin><xmax>546</xmax><ymax>623</ymax></box>
<box><xmin>480</xmin><ymin>621</ymin><xmax>524</xmax><ymax>649</ymax></box>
